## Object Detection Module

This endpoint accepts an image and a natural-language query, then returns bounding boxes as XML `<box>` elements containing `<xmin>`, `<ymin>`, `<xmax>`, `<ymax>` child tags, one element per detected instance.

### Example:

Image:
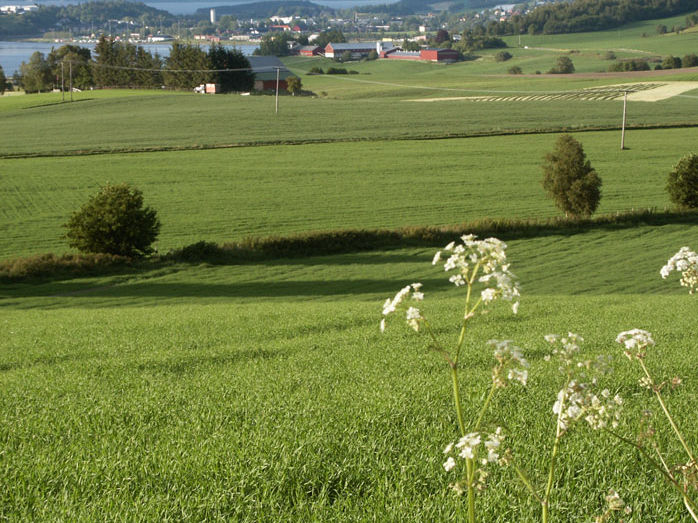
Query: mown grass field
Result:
<box><xmin>2</xmin><ymin>12</ymin><xmax>698</xmax><ymax>521</ymax></box>
<box><xmin>2</xmin><ymin>226</ymin><xmax>697</xmax><ymax>520</ymax></box>
<box><xmin>2</xmin><ymin>127</ymin><xmax>697</xmax><ymax>259</ymax></box>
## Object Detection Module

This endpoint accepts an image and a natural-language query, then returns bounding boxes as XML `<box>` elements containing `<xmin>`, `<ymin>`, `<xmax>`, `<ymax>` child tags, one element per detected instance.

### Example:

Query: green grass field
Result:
<box><xmin>2</xmin><ymin>127</ymin><xmax>697</xmax><ymax>259</ymax></box>
<box><xmin>2</xmin><ymin>13</ymin><xmax>698</xmax><ymax>520</ymax></box>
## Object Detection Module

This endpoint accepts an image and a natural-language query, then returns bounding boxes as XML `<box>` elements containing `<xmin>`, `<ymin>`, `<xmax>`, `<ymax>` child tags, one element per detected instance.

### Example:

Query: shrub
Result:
<box><xmin>326</xmin><ymin>67</ymin><xmax>348</xmax><ymax>74</ymax></box>
<box><xmin>548</xmin><ymin>55</ymin><xmax>575</xmax><ymax>74</ymax></box>
<box><xmin>683</xmin><ymin>53</ymin><xmax>698</xmax><ymax>68</ymax></box>
<box><xmin>603</xmin><ymin>50</ymin><xmax>616</xmax><ymax>60</ymax></box>
<box><xmin>307</xmin><ymin>66</ymin><xmax>324</xmax><ymax>75</ymax></box>
<box><xmin>541</xmin><ymin>135</ymin><xmax>602</xmax><ymax>218</ymax></box>
<box><xmin>608</xmin><ymin>59</ymin><xmax>650</xmax><ymax>72</ymax></box>
<box><xmin>661</xmin><ymin>55</ymin><xmax>682</xmax><ymax>69</ymax></box>
<box><xmin>507</xmin><ymin>65</ymin><xmax>523</xmax><ymax>74</ymax></box>
<box><xmin>0</xmin><ymin>252</ymin><xmax>132</xmax><ymax>281</ymax></box>
<box><xmin>64</xmin><ymin>183</ymin><xmax>161</xmax><ymax>256</ymax></box>
<box><xmin>494</xmin><ymin>50</ymin><xmax>512</xmax><ymax>62</ymax></box>
<box><xmin>666</xmin><ymin>153</ymin><xmax>698</xmax><ymax>209</ymax></box>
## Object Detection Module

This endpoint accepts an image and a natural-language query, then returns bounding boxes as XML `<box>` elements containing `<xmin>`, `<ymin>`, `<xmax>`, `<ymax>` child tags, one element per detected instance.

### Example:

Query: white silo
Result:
<box><xmin>210</xmin><ymin>8</ymin><xmax>216</xmax><ymax>24</ymax></box>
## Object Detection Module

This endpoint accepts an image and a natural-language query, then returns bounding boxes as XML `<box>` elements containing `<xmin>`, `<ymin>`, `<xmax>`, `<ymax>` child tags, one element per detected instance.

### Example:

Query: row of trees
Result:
<box><xmin>14</xmin><ymin>37</ymin><xmax>254</xmax><ymax>93</ymax></box>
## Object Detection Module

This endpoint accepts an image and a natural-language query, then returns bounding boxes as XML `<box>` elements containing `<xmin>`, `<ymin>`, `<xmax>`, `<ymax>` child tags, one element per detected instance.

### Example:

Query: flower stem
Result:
<box><xmin>466</xmin><ymin>457</ymin><xmax>475</xmax><ymax>523</ymax></box>
<box><xmin>606</xmin><ymin>429</ymin><xmax>698</xmax><ymax>520</ymax></box>
<box><xmin>639</xmin><ymin>360</ymin><xmax>695</xmax><ymax>464</ymax></box>
<box><xmin>451</xmin><ymin>367</ymin><xmax>467</xmax><ymax>437</ymax></box>
<box><xmin>512</xmin><ymin>463</ymin><xmax>544</xmax><ymax>505</ymax></box>
<box><xmin>543</xmin><ymin>382</ymin><xmax>567</xmax><ymax>523</ymax></box>
<box><xmin>474</xmin><ymin>382</ymin><xmax>496</xmax><ymax>432</ymax></box>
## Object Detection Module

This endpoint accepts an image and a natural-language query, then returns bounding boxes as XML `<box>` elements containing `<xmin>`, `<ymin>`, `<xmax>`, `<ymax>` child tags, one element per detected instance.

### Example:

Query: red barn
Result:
<box><xmin>420</xmin><ymin>48</ymin><xmax>459</xmax><ymax>62</ymax></box>
<box><xmin>299</xmin><ymin>45</ymin><xmax>323</xmax><ymax>56</ymax></box>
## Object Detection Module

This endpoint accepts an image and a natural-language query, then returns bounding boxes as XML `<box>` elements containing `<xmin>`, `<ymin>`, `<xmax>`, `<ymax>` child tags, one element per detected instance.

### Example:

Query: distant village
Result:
<box><xmin>1</xmin><ymin>1</ymin><xmax>553</xmax><ymax>48</ymax></box>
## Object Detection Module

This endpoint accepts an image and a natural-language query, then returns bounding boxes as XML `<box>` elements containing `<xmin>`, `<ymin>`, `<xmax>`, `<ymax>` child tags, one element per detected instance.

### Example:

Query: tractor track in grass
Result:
<box><xmin>2</xmin><ymin>121</ymin><xmax>698</xmax><ymax>160</ymax></box>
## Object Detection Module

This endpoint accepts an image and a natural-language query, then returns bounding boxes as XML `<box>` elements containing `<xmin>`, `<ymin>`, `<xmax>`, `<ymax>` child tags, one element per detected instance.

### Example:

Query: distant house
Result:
<box><xmin>420</xmin><ymin>48</ymin><xmax>459</xmax><ymax>62</ymax></box>
<box><xmin>383</xmin><ymin>47</ymin><xmax>459</xmax><ymax>63</ymax></box>
<box><xmin>248</xmin><ymin>56</ymin><xmax>293</xmax><ymax>91</ymax></box>
<box><xmin>299</xmin><ymin>45</ymin><xmax>323</xmax><ymax>57</ymax></box>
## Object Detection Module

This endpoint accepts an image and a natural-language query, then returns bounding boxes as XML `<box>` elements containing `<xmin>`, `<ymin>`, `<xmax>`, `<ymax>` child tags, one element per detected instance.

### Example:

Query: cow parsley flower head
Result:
<box><xmin>432</xmin><ymin>234</ymin><xmax>520</xmax><ymax>314</ymax></box>
<box><xmin>443</xmin><ymin>427</ymin><xmax>508</xmax><ymax>487</ymax></box>
<box><xmin>488</xmin><ymin>339</ymin><xmax>529</xmax><ymax>387</ymax></box>
<box><xmin>544</xmin><ymin>332</ymin><xmax>584</xmax><ymax>371</ymax></box>
<box><xmin>380</xmin><ymin>283</ymin><xmax>425</xmax><ymax>332</ymax></box>
<box><xmin>616</xmin><ymin>329</ymin><xmax>654</xmax><ymax>359</ymax></box>
<box><xmin>660</xmin><ymin>246</ymin><xmax>698</xmax><ymax>294</ymax></box>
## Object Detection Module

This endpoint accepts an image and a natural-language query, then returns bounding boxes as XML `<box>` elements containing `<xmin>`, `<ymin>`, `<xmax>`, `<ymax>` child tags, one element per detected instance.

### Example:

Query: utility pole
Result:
<box><xmin>620</xmin><ymin>91</ymin><xmax>627</xmax><ymax>150</ymax></box>
<box><xmin>61</xmin><ymin>61</ymin><xmax>65</xmax><ymax>102</ymax></box>
<box><xmin>275</xmin><ymin>67</ymin><xmax>280</xmax><ymax>114</ymax></box>
<box><xmin>69</xmin><ymin>61</ymin><xmax>73</xmax><ymax>102</ymax></box>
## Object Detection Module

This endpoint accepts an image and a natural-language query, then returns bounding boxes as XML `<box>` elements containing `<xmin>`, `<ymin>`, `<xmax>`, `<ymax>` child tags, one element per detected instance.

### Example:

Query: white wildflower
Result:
<box><xmin>508</xmin><ymin>368</ymin><xmax>528</xmax><ymax>386</ymax></box>
<box><xmin>380</xmin><ymin>283</ymin><xmax>425</xmax><ymax>332</ymax></box>
<box><xmin>405</xmin><ymin>307</ymin><xmax>422</xmax><ymax>332</ymax></box>
<box><xmin>481</xmin><ymin>288</ymin><xmax>497</xmax><ymax>303</ymax></box>
<box><xmin>443</xmin><ymin>457</ymin><xmax>456</xmax><ymax>472</ymax></box>
<box><xmin>431</xmin><ymin>234</ymin><xmax>520</xmax><ymax>311</ymax></box>
<box><xmin>660</xmin><ymin>246</ymin><xmax>698</xmax><ymax>293</ymax></box>
<box><xmin>456</xmin><ymin>432</ymin><xmax>481</xmax><ymax>460</ymax></box>
<box><xmin>616</xmin><ymin>329</ymin><xmax>654</xmax><ymax>359</ymax></box>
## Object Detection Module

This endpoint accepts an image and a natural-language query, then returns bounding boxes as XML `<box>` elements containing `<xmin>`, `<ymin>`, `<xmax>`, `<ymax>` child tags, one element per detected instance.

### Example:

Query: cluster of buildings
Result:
<box><xmin>0</xmin><ymin>3</ymin><xmax>37</xmax><ymax>14</ymax></box>
<box><xmin>300</xmin><ymin>41</ymin><xmax>459</xmax><ymax>63</ymax></box>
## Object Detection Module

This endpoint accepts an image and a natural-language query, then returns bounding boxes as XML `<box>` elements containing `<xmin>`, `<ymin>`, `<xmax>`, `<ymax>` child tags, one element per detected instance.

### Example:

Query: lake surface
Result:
<box><xmin>0</xmin><ymin>40</ymin><xmax>257</xmax><ymax>74</ymax></box>
<box><xmin>6</xmin><ymin>0</ymin><xmax>399</xmax><ymax>15</ymax></box>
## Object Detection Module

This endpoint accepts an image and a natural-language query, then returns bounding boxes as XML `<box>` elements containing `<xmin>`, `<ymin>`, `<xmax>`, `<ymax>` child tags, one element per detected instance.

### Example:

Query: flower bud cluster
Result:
<box><xmin>432</xmin><ymin>234</ymin><xmax>520</xmax><ymax>314</ymax></box>
<box><xmin>442</xmin><ymin>428</ymin><xmax>508</xmax><ymax>493</ymax></box>
<box><xmin>543</xmin><ymin>332</ymin><xmax>584</xmax><ymax>371</ymax></box>
<box><xmin>595</xmin><ymin>489</ymin><xmax>632</xmax><ymax>522</ymax></box>
<box><xmin>488</xmin><ymin>339</ymin><xmax>529</xmax><ymax>387</ymax></box>
<box><xmin>660</xmin><ymin>246</ymin><xmax>698</xmax><ymax>294</ymax></box>
<box><xmin>380</xmin><ymin>283</ymin><xmax>424</xmax><ymax>333</ymax></box>
<box><xmin>553</xmin><ymin>381</ymin><xmax>622</xmax><ymax>432</ymax></box>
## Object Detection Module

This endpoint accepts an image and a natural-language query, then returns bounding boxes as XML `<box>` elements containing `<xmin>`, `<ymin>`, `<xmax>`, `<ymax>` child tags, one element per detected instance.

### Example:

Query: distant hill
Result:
<box><xmin>196</xmin><ymin>0</ymin><xmax>334</xmax><ymax>19</ymax></box>
<box><xmin>0</xmin><ymin>0</ymin><xmax>174</xmax><ymax>38</ymax></box>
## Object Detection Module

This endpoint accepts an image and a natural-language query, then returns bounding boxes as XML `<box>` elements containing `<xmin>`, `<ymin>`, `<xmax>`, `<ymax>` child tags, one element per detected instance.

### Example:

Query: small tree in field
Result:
<box><xmin>64</xmin><ymin>183</ymin><xmax>160</xmax><ymax>256</ymax></box>
<box><xmin>666</xmin><ymin>153</ymin><xmax>698</xmax><ymax>209</ymax></box>
<box><xmin>286</xmin><ymin>76</ymin><xmax>302</xmax><ymax>95</ymax></box>
<box><xmin>542</xmin><ymin>135</ymin><xmax>602</xmax><ymax>218</ymax></box>
<box><xmin>548</xmin><ymin>55</ymin><xmax>575</xmax><ymax>74</ymax></box>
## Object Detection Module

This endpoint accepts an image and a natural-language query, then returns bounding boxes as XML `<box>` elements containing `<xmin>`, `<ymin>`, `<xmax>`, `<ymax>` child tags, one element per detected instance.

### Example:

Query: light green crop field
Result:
<box><xmin>2</xmin><ymin>127</ymin><xmax>697</xmax><ymax>259</ymax></box>
<box><xmin>2</xmin><ymin>226</ymin><xmax>697</xmax><ymax>520</ymax></box>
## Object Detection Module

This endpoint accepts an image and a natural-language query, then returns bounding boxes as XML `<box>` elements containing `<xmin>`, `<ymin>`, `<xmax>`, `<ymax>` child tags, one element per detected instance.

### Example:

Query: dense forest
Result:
<box><xmin>493</xmin><ymin>0</ymin><xmax>698</xmax><ymax>35</ymax></box>
<box><xmin>200</xmin><ymin>1</ymin><xmax>332</xmax><ymax>20</ymax></box>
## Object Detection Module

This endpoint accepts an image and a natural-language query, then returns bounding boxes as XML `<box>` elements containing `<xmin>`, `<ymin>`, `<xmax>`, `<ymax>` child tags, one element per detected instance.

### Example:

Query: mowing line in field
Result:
<box><xmin>405</xmin><ymin>82</ymin><xmax>698</xmax><ymax>103</ymax></box>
